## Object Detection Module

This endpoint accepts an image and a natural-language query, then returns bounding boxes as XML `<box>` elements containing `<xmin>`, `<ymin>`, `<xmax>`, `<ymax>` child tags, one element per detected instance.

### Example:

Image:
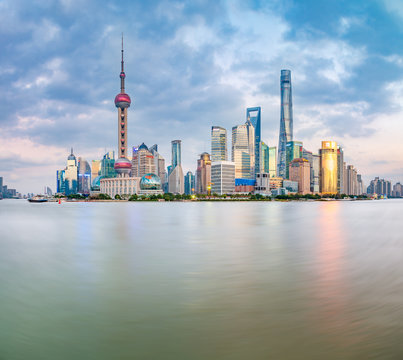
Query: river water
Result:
<box><xmin>0</xmin><ymin>199</ymin><xmax>402</xmax><ymax>359</ymax></box>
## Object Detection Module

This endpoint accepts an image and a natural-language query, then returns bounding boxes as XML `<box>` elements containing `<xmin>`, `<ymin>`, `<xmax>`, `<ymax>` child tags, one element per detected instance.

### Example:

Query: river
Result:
<box><xmin>0</xmin><ymin>199</ymin><xmax>402</xmax><ymax>359</ymax></box>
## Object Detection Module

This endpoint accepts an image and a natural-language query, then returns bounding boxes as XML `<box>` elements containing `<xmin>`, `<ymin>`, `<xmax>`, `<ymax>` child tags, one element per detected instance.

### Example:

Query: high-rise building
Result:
<box><xmin>171</xmin><ymin>140</ymin><xmax>181</xmax><ymax>169</ymax></box>
<box><xmin>168</xmin><ymin>140</ymin><xmax>184</xmax><ymax>194</ymax></box>
<box><xmin>311</xmin><ymin>154</ymin><xmax>320</xmax><ymax>193</ymax></box>
<box><xmin>168</xmin><ymin>166</ymin><xmax>184</xmax><ymax>194</ymax></box>
<box><xmin>132</xmin><ymin>143</ymin><xmax>156</xmax><ymax>178</ymax></box>
<box><xmin>184</xmin><ymin>171</ymin><xmax>195</xmax><ymax>195</ymax></box>
<box><xmin>367</xmin><ymin>177</ymin><xmax>392</xmax><ymax>197</ymax></box>
<box><xmin>260</xmin><ymin>142</ymin><xmax>269</xmax><ymax>173</ymax></box>
<box><xmin>286</xmin><ymin>141</ymin><xmax>303</xmax><ymax>178</ymax></box>
<box><xmin>56</xmin><ymin>170</ymin><xmax>65</xmax><ymax>194</ymax></box>
<box><xmin>91</xmin><ymin>160</ymin><xmax>101</xmax><ymax>180</ymax></box>
<box><xmin>268</xmin><ymin>146</ymin><xmax>277</xmax><ymax>178</ymax></box>
<box><xmin>0</xmin><ymin>177</ymin><xmax>3</xmax><ymax>198</ymax></box>
<box><xmin>101</xmin><ymin>151</ymin><xmax>116</xmax><ymax>178</ymax></box>
<box><xmin>345</xmin><ymin>165</ymin><xmax>357</xmax><ymax>195</ymax></box>
<box><xmin>232</xmin><ymin>122</ymin><xmax>255</xmax><ymax>179</ymax></box>
<box><xmin>277</xmin><ymin>69</ymin><xmax>293</xmax><ymax>178</ymax></box>
<box><xmin>211</xmin><ymin>126</ymin><xmax>227</xmax><ymax>162</ymax></box>
<box><xmin>337</xmin><ymin>146</ymin><xmax>344</xmax><ymax>194</ymax></box>
<box><xmin>65</xmin><ymin>148</ymin><xmax>78</xmax><ymax>195</ymax></box>
<box><xmin>392</xmin><ymin>182</ymin><xmax>403</xmax><ymax>198</ymax></box>
<box><xmin>211</xmin><ymin>161</ymin><xmax>236</xmax><ymax>195</ymax></box>
<box><xmin>289</xmin><ymin>158</ymin><xmax>310</xmax><ymax>194</ymax></box>
<box><xmin>78</xmin><ymin>157</ymin><xmax>91</xmax><ymax>195</ymax></box>
<box><xmin>196</xmin><ymin>152</ymin><xmax>212</xmax><ymax>194</ymax></box>
<box><xmin>149</xmin><ymin>144</ymin><xmax>166</xmax><ymax>184</ymax></box>
<box><xmin>246</xmin><ymin>107</ymin><xmax>261</xmax><ymax>175</ymax></box>
<box><xmin>319</xmin><ymin>141</ymin><xmax>338</xmax><ymax>194</ymax></box>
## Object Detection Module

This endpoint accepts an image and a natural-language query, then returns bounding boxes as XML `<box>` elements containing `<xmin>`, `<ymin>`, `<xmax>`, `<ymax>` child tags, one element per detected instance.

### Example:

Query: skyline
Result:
<box><xmin>1</xmin><ymin>1</ymin><xmax>403</xmax><ymax>193</ymax></box>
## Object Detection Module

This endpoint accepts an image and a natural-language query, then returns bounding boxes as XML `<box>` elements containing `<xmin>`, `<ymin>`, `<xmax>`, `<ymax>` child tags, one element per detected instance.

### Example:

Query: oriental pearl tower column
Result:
<box><xmin>114</xmin><ymin>35</ymin><xmax>132</xmax><ymax>178</ymax></box>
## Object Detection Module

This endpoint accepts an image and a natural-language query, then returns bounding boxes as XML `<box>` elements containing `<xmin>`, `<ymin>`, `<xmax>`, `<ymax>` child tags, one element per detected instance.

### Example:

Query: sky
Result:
<box><xmin>1</xmin><ymin>0</ymin><xmax>403</xmax><ymax>194</ymax></box>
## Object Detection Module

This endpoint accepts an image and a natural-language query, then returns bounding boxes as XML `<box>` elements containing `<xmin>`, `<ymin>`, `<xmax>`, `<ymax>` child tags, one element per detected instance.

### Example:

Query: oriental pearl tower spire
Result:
<box><xmin>114</xmin><ymin>34</ymin><xmax>132</xmax><ymax>177</ymax></box>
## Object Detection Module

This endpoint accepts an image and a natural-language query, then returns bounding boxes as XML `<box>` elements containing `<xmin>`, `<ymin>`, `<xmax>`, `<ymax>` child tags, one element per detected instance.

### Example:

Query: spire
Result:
<box><xmin>71</xmin><ymin>147</ymin><xmax>73</xmax><ymax>155</ymax></box>
<box><xmin>120</xmin><ymin>33</ymin><xmax>125</xmax><ymax>93</ymax></box>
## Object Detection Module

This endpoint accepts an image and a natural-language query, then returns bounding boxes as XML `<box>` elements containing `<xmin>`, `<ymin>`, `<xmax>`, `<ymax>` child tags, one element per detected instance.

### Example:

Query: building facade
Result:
<box><xmin>101</xmin><ymin>151</ymin><xmax>116</xmax><ymax>178</ymax></box>
<box><xmin>184</xmin><ymin>171</ymin><xmax>195</xmax><ymax>195</ymax></box>
<box><xmin>168</xmin><ymin>140</ymin><xmax>184</xmax><ymax>194</ymax></box>
<box><xmin>255</xmin><ymin>173</ymin><xmax>271</xmax><ymax>195</ymax></box>
<box><xmin>319</xmin><ymin>141</ymin><xmax>338</xmax><ymax>194</ymax></box>
<box><xmin>78</xmin><ymin>157</ymin><xmax>91</xmax><ymax>195</ymax></box>
<box><xmin>211</xmin><ymin>126</ymin><xmax>227</xmax><ymax>162</ymax></box>
<box><xmin>269</xmin><ymin>146</ymin><xmax>277</xmax><ymax>178</ymax></box>
<box><xmin>196</xmin><ymin>152</ymin><xmax>212</xmax><ymax>194</ymax></box>
<box><xmin>289</xmin><ymin>158</ymin><xmax>310</xmax><ymax>194</ymax></box>
<box><xmin>232</xmin><ymin>122</ymin><xmax>255</xmax><ymax>179</ymax></box>
<box><xmin>246</xmin><ymin>107</ymin><xmax>261</xmax><ymax>175</ymax></box>
<box><xmin>337</xmin><ymin>146</ymin><xmax>344</xmax><ymax>194</ymax></box>
<box><xmin>64</xmin><ymin>149</ymin><xmax>78</xmax><ymax>195</ymax></box>
<box><xmin>132</xmin><ymin>143</ymin><xmax>156</xmax><ymax>178</ymax></box>
<box><xmin>277</xmin><ymin>69</ymin><xmax>293</xmax><ymax>179</ymax></box>
<box><xmin>211</xmin><ymin>161</ymin><xmax>235</xmax><ymax>195</ymax></box>
<box><xmin>285</xmin><ymin>140</ymin><xmax>303</xmax><ymax>179</ymax></box>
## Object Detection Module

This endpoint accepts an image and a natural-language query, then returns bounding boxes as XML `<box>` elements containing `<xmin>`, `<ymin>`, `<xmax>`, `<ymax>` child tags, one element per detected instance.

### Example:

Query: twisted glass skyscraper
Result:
<box><xmin>277</xmin><ymin>70</ymin><xmax>293</xmax><ymax>178</ymax></box>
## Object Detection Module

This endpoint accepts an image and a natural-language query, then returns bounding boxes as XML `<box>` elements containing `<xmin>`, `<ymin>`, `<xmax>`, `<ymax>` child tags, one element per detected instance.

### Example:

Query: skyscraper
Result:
<box><xmin>285</xmin><ymin>140</ymin><xmax>303</xmax><ymax>178</ymax></box>
<box><xmin>132</xmin><ymin>143</ymin><xmax>156</xmax><ymax>177</ymax></box>
<box><xmin>277</xmin><ymin>70</ymin><xmax>293</xmax><ymax>179</ymax></box>
<box><xmin>78</xmin><ymin>157</ymin><xmax>91</xmax><ymax>195</ymax></box>
<box><xmin>91</xmin><ymin>160</ymin><xmax>101</xmax><ymax>180</ymax></box>
<box><xmin>171</xmin><ymin>140</ymin><xmax>181</xmax><ymax>169</ymax></box>
<box><xmin>246</xmin><ymin>107</ymin><xmax>261</xmax><ymax>175</ymax></box>
<box><xmin>337</xmin><ymin>146</ymin><xmax>344</xmax><ymax>194</ymax></box>
<box><xmin>65</xmin><ymin>148</ymin><xmax>78</xmax><ymax>195</ymax></box>
<box><xmin>211</xmin><ymin>126</ymin><xmax>227</xmax><ymax>162</ymax></box>
<box><xmin>184</xmin><ymin>171</ymin><xmax>195</xmax><ymax>195</ymax></box>
<box><xmin>196</xmin><ymin>152</ymin><xmax>212</xmax><ymax>194</ymax></box>
<box><xmin>260</xmin><ymin>142</ymin><xmax>269</xmax><ymax>173</ymax></box>
<box><xmin>150</xmin><ymin>144</ymin><xmax>166</xmax><ymax>184</ymax></box>
<box><xmin>268</xmin><ymin>147</ymin><xmax>277</xmax><ymax>178</ymax></box>
<box><xmin>113</xmin><ymin>35</ymin><xmax>132</xmax><ymax>178</ymax></box>
<box><xmin>232</xmin><ymin>122</ymin><xmax>255</xmax><ymax>179</ymax></box>
<box><xmin>289</xmin><ymin>158</ymin><xmax>310</xmax><ymax>194</ymax></box>
<box><xmin>168</xmin><ymin>140</ymin><xmax>184</xmax><ymax>194</ymax></box>
<box><xmin>319</xmin><ymin>141</ymin><xmax>338</xmax><ymax>194</ymax></box>
<box><xmin>101</xmin><ymin>151</ymin><xmax>116</xmax><ymax>178</ymax></box>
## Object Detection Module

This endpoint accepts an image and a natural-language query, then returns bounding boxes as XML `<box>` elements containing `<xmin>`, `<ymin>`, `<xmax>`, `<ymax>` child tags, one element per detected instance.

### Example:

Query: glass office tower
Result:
<box><xmin>232</xmin><ymin>122</ymin><xmax>255</xmax><ymax>179</ymax></box>
<box><xmin>246</xmin><ymin>107</ymin><xmax>261</xmax><ymax>175</ymax></box>
<box><xmin>211</xmin><ymin>126</ymin><xmax>227</xmax><ymax>161</ymax></box>
<box><xmin>268</xmin><ymin>146</ymin><xmax>277</xmax><ymax>178</ymax></box>
<box><xmin>277</xmin><ymin>70</ymin><xmax>293</xmax><ymax>179</ymax></box>
<box><xmin>260</xmin><ymin>142</ymin><xmax>269</xmax><ymax>173</ymax></box>
<box><xmin>285</xmin><ymin>141</ymin><xmax>303</xmax><ymax>179</ymax></box>
<box><xmin>101</xmin><ymin>151</ymin><xmax>116</xmax><ymax>178</ymax></box>
<box><xmin>320</xmin><ymin>141</ymin><xmax>338</xmax><ymax>194</ymax></box>
<box><xmin>184</xmin><ymin>171</ymin><xmax>195</xmax><ymax>195</ymax></box>
<box><xmin>171</xmin><ymin>140</ymin><xmax>181</xmax><ymax>169</ymax></box>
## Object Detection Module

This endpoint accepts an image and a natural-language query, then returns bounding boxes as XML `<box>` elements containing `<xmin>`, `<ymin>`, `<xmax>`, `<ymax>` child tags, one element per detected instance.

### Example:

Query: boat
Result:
<box><xmin>28</xmin><ymin>195</ymin><xmax>48</xmax><ymax>203</ymax></box>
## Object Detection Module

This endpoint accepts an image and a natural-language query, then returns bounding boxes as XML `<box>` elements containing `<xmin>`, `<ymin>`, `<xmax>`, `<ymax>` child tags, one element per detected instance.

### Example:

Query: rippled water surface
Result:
<box><xmin>1</xmin><ymin>199</ymin><xmax>403</xmax><ymax>359</ymax></box>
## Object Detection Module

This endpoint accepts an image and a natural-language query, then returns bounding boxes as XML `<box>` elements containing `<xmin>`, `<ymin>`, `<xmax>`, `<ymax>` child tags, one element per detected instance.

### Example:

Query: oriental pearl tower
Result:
<box><xmin>114</xmin><ymin>35</ymin><xmax>132</xmax><ymax>177</ymax></box>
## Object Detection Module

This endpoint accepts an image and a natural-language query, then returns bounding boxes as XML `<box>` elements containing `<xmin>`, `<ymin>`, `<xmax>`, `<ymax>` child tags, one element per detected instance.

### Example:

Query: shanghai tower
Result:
<box><xmin>277</xmin><ymin>69</ymin><xmax>293</xmax><ymax>179</ymax></box>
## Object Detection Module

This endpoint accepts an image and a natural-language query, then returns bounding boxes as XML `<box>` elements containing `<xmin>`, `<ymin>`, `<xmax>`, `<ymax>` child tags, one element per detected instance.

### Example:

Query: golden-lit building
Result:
<box><xmin>319</xmin><ymin>141</ymin><xmax>338</xmax><ymax>194</ymax></box>
<box><xmin>196</xmin><ymin>152</ymin><xmax>211</xmax><ymax>194</ymax></box>
<box><xmin>289</xmin><ymin>158</ymin><xmax>311</xmax><ymax>194</ymax></box>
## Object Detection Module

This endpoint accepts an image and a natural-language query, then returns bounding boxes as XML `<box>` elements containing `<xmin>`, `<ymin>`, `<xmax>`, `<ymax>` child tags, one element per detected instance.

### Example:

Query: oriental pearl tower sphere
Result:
<box><xmin>114</xmin><ymin>35</ymin><xmax>132</xmax><ymax>177</ymax></box>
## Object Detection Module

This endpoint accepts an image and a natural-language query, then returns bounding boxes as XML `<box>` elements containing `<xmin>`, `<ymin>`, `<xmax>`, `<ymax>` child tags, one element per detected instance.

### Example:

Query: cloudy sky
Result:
<box><xmin>1</xmin><ymin>0</ymin><xmax>403</xmax><ymax>193</ymax></box>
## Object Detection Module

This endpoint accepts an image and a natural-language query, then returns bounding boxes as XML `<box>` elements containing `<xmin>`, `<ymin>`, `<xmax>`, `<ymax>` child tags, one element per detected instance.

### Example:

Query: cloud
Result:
<box><xmin>1</xmin><ymin>0</ymin><xmax>403</xmax><ymax>193</ymax></box>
